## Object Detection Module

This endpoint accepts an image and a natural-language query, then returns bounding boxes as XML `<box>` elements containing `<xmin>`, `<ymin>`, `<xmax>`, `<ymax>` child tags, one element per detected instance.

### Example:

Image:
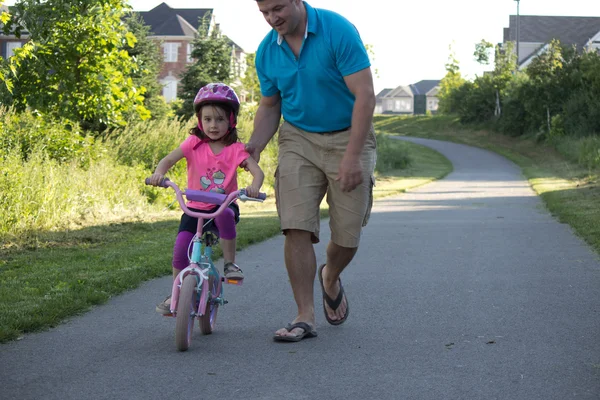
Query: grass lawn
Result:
<box><xmin>0</xmin><ymin>140</ymin><xmax>451</xmax><ymax>343</ymax></box>
<box><xmin>374</xmin><ymin>114</ymin><xmax>600</xmax><ymax>257</ymax></box>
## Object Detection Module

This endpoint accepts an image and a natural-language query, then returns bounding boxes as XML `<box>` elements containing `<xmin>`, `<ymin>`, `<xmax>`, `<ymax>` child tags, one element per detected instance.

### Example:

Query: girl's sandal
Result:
<box><xmin>224</xmin><ymin>262</ymin><xmax>244</xmax><ymax>280</ymax></box>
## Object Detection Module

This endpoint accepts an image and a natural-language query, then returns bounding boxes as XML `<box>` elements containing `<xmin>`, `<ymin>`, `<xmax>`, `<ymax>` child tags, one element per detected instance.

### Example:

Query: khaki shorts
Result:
<box><xmin>274</xmin><ymin>121</ymin><xmax>377</xmax><ymax>248</ymax></box>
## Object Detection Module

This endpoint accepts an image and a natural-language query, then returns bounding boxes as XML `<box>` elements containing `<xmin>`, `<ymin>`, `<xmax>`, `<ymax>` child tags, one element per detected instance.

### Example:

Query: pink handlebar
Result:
<box><xmin>144</xmin><ymin>178</ymin><xmax>266</xmax><ymax>219</ymax></box>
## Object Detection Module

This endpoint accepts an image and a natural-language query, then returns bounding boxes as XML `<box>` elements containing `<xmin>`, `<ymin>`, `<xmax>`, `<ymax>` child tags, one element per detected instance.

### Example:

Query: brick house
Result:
<box><xmin>0</xmin><ymin>5</ymin><xmax>29</xmax><ymax>60</ymax></box>
<box><xmin>137</xmin><ymin>2</ymin><xmax>247</xmax><ymax>102</ymax></box>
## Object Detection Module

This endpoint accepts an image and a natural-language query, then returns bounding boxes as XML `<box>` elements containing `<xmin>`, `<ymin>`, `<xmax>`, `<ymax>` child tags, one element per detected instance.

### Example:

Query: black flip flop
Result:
<box><xmin>273</xmin><ymin>322</ymin><xmax>318</xmax><ymax>342</ymax></box>
<box><xmin>318</xmin><ymin>264</ymin><xmax>349</xmax><ymax>326</ymax></box>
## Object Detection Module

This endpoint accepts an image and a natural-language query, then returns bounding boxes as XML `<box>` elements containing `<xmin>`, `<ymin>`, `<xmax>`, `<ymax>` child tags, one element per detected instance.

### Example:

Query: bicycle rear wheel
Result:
<box><xmin>199</xmin><ymin>275</ymin><xmax>219</xmax><ymax>334</ymax></box>
<box><xmin>175</xmin><ymin>274</ymin><xmax>197</xmax><ymax>351</ymax></box>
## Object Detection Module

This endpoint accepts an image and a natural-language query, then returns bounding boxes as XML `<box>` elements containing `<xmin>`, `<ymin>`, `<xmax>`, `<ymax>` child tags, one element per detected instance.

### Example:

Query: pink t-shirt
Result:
<box><xmin>180</xmin><ymin>136</ymin><xmax>250</xmax><ymax>210</ymax></box>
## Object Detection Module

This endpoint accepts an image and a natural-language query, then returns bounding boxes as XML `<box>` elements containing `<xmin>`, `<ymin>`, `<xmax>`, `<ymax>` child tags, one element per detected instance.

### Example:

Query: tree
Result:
<box><xmin>123</xmin><ymin>12</ymin><xmax>172</xmax><ymax>120</ymax></box>
<box><xmin>240</xmin><ymin>53</ymin><xmax>261</xmax><ymax>103</ymax></box>
<box><xmin>5</xmin><ymin>0</ymin><xmax>149</xmax><ymax>130</ymax></box>
<box><xmin>0</xmin><ymin>1</ymin><xmax>33</xmax><ymax>95</ymax></box>
<box><xmin>364</xmin><ymin>44</ymin><xmax>380</xmax><ymax>79</ymax></box>
<box><xmin>438</xmin><ymin>43</ymin><xmax>466</xmax><ymax>114</ymax></box>
<box><xmin>489</xmin><ymin>41</ymin><xmax>518</xmax><ymax>117</ymax></box>
<box><xmin>525</xmin><ymin>39</ymin><xmax>564</xmax><ymax>132</ymax></box>
<box><xmin>474</xmin><ymin>39</ymin><xmax>494</xmax><ymax>66</ymax></box>
<box><xmin>177</xmin><ymin>17</ymin><xmax>232</xmax><ymax>118</ymax></box>
<box><xmin>0</xmin><ymin>1</ymin><xmax>12</xmax><ymax>91</ymax></box>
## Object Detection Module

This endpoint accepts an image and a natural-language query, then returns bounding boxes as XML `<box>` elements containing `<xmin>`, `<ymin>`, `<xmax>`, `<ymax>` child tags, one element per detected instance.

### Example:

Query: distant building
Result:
<box><xmin>503</xmin><ymin>15</ymin><xmax>600</xmax><ymax>69</ymax></box>
<box><xmin>375</xmin><ymin>80</ymin><xmax>441</xmax><ymax>115</ymax></box>
<box><xmin>0</xmin><ymin>5</ymin><xmax>29</xmax><ymax>60</ymax></box>
<box><xmin>136</xmin><ymin>2</ymin><xmax>246</xmax><ymax>102</ymax></box>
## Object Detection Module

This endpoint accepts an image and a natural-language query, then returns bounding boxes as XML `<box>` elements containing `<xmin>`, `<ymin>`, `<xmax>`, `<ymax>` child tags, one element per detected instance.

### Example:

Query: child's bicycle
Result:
<box><xmin>145</xmin><ymin>177</ymin><xmax>266</xmax><ymax>351</ymax></box>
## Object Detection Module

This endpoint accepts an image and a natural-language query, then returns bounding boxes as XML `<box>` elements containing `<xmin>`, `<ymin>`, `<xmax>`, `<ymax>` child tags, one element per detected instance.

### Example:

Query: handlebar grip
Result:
<box><xmin>239</xmin><ymin>189</ymin><xmax>267</xmax><ymax>200</ymax></box>
<box><xmin>144</xmin><ymin>177</ymin><xmax>170</xmax><ymax>188</ymax></box>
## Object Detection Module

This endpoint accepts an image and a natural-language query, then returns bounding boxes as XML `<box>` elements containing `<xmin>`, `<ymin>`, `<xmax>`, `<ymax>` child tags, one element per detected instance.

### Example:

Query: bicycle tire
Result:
<box><xmin>175</xmin><ymin>274</ymin><xmax>197</xmax><ymax>351</ymax></box>
<box><xmin>199</xmin><ymin>275</ymin><xmax>219</xmax><ymax>335</ymax></box>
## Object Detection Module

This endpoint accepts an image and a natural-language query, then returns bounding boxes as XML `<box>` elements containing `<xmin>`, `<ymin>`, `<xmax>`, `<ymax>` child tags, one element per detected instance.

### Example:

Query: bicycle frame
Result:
<box><xmin>146</xmin><ymin>178</ymin><xmax>265</xmax><ymax>317</ymax></box>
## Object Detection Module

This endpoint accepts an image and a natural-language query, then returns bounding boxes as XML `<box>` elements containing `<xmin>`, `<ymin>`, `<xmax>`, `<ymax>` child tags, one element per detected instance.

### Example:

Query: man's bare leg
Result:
<box><xmin>320</xmin><ymin>241</ymin><xmax>357</xmax><ymax>322</ymax></box>
<box><xmin>274</xmin><ymin>229</ymin><xmax>317</xmax><ymax>338</ymax></box>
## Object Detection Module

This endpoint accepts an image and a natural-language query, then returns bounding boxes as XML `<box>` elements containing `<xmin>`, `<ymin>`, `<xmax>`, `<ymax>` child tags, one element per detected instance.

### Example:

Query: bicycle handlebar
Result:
<box><xmin>144</xmin><ymin>177</ymin><xmax>267</xmax><ymax>219</ymax></box>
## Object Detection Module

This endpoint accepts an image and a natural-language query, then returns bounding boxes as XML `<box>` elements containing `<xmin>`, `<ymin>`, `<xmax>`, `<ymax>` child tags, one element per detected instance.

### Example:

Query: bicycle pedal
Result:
<box><xmin>221</xmin><ymin>277</ymin><xmax>244</xmax><ymax>286</ymax></box>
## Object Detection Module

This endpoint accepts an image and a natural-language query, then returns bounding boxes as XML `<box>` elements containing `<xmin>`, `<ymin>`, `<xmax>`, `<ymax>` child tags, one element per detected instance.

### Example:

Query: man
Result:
<box><xmin>247</xmin><ymin>0</ymin><xmax>377</xmax><ymax>342</ymax></box>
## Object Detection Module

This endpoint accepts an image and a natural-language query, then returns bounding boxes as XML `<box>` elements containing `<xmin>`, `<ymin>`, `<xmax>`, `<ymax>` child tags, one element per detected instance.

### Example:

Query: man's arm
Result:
<box><xmin>246</xmin><ymin>93</ymin><xmax>282</xmax><ymax>162</ymax></box>
<box><xmin>336</xmin><ymin>67</ymin><xmax>376</xmax><ymax>192</ymax></box>
<box><xmin>343</xmin><ymin>67</ymin><xmax>376</xmax><ymax>157</ymax></box>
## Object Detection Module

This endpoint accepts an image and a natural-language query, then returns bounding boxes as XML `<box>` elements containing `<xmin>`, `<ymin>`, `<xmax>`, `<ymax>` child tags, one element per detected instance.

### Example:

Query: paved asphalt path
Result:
<box><xmin>1</xmin><ymin>137</ymin><xmax>599</xmax><ymax>400</ymax></box>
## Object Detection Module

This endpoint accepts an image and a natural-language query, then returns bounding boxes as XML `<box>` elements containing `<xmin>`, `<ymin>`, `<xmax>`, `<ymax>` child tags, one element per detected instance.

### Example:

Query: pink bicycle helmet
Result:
<box><xmin>193</xmin><ymin>83</ymin><xmax>240</xmax><ymax>129</ymax></box>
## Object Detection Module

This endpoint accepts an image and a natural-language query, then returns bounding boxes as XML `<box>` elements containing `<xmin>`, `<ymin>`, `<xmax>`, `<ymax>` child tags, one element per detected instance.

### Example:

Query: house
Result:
<box><xmin>503</xmin><ymin>15</ymin><xmax>600</xmax><ymax>69</ymax></box>
<box><xmin>409</xmin><ymin>80</ymin><xmax>440</xmax><ymax>115</ymax></box>
<box><xmin>376</xmin><ymin>80</ymin><xmax>441</xmax><ymax>115</ymax></box>
<box><xmin>0</xmin><ymin>5</ymin><xmax>29</xmax><ymax>60</ymax></box>
<box><xmin>374</xmin><ymin>88</ymin><xmax>391</xmax><ymax>114</ymax></box>
<box><xmin>136</xmin><ymin>2</ymin><xmax>246</xmax><ymax>102</ymax></box>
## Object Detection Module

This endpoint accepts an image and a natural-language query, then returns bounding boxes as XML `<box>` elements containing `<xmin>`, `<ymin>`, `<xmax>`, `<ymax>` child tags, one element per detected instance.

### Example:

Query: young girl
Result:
<box><xmin>148</xmin><ymin>83</ymin><xmax>264</xmax><ymax>315</ymax></box>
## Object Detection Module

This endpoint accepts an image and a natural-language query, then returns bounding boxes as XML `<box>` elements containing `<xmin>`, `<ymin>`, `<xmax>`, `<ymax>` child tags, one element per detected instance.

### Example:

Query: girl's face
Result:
<box><xmin>200</xmin><ymin>105</ymin><xmax>230</xmax><ymax>141</ymax></box>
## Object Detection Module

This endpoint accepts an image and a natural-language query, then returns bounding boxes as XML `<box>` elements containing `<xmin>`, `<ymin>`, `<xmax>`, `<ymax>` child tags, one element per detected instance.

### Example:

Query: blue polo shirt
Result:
<box><xmin>255</xmin><ymin>2</ymin><xmax>370</xmax><ymax>133</ymax></box>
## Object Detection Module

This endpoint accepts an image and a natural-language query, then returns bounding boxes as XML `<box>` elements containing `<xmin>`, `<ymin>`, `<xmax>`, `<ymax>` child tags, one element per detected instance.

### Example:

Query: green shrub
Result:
<box><xmin>105</xmin><ymin>116</ymin><xmax>190</xmax><ymax>170</ymax></box>
<box><xmin>375</xmin><ymin>132</ymin><xmax>411</xmax><ymax>173</ymax></box>
<box><xmin>0</xmin><ymin>107</ymin><xmax>96</xmax><ymax>165</ymax></box>
<box><xmin>0</xmin><ymin>147</ymin><xmax>151</xmax><ymax>238</ymax></box>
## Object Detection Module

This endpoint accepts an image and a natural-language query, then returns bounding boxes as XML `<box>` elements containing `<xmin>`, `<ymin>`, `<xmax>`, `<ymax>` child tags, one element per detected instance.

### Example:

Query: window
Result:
<box><xmin>6</xmin><ymin>41</ymin><xmax>22</xmax><ymax>58</ymax></box>
<box><xmin>186</xmin><ymin>43</ymin><xmax>193</xmax><ymax>63</ymax></box>
<box><xmin>163</xmin><ymin>43</ymin><xmax>180</xmax><ymax>63</ymax></box>
<box><xmin>395</xmin><ymin>99</ymin><xmax>411</xmax><ymax>111</ymax></box>
<box><xmin>161</xmin><ymin>78</ymin><xmax>178</xmax><ymax>102</ymax></box>
<box><xmin>428</xmin><ymin>99</ymin><xmax>439</xmax><ymax>111</ymax></box>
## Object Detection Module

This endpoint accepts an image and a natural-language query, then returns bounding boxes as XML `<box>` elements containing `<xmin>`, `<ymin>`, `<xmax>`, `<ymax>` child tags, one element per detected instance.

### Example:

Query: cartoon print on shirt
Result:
<box><xmin>200</xmin><ymin>167</ymin><xmax>227</xmax><ymax>193</ymax></box>
<box><xmin>213</xmin><ymin>170</ymin><xmax>225</xmax><ymax>184</ymax></box>
<box><xmin>200</xmin><ymin>176</ymin><xmax>211</xmax><ymax>189</ymax></box>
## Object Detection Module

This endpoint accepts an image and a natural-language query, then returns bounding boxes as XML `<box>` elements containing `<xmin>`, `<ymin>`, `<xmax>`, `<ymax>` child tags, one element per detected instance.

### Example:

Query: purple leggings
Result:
<box><xmin>172</xmin><ymin>207</ymin><xmax>237</xmax><ymax>271</ymax></box>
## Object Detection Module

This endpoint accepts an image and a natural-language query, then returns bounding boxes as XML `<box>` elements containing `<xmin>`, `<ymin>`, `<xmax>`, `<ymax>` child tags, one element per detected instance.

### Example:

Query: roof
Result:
<box><xmin>137</xmin><ymin>2</ymin><xmax>244</xmax><ymax>52</ymax></box>
<box><xmin>409</xmin><ymin>80</ymin><xmax>441</xmax><ymax>95</ymax></box>
<box><xmin>504</xmin><ymin>15</ymin><xmax>600</xmax><ymax>48</ymax></box>
<box><xmin>385</xmin><ymin>86</ymin><xmax>413</xmax><ymax>98</ymax></box>
<box><xmin>376</xmin><ymin>88</ymin><xmax>392</xmax><ymax>99</ymax></box>
<box><xmin>138</xmin><ymin>3</ymin><xmax>211</xmax><ymax>36</ymax></box>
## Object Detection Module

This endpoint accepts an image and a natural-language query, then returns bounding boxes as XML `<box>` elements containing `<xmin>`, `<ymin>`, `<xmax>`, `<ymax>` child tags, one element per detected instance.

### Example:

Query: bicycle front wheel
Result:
<box><xmin>199</xmin><ymin>275</ymin><xmax>219</xmax><ymax>335</ymax></box>
<box><xmin>175</xmin><ymin>274</ymin><xmax>197</xmax><ymax>351</ymax></box>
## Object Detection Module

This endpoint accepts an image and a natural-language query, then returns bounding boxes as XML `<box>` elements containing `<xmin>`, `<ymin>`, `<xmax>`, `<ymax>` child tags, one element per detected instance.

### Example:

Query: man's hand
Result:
<box><xmin>336</xmin><ymin>154</ymin><xmax>363</xmax><ymax>192</ymax></box>
<box><xmin>241</xmin><ymin>142</ymin><xmax>261</xmax><ymax>171</ymax></box>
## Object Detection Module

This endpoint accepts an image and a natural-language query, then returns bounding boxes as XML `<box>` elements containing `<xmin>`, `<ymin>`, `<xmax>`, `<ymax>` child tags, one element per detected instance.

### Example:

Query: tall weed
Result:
<box><xmin>106</xmin><ymin>116</ymin><xmax>191</xmax><ymax>170</ymax></box>
<box><xmin>0</xmin><ymin>107</ymin><xmax>96</xmax><ymax>165</ymax></box>
<box><xmin>375</xmin><ymin>132</ymin><xmax>411</xmax><ymax>172</ymax></box>
<box><xmin>0</xmin><ymin>147</ymin><xmax>153</xmax><ymax>239</ymax></box>
<box><xmin>553</xmin><ymin>135</ymin><xmax>600</xmax><ymax>171</ymax></box>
